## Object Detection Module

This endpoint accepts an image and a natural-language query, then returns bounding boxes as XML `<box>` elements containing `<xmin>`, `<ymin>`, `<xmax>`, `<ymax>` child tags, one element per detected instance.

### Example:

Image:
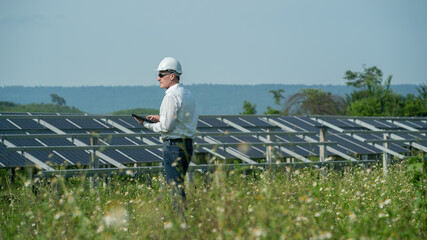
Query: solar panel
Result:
<box><xmin>0</xmin><ymin>119</ymin><xmax>19</xmax><ymax>130</ymax></box>
<box><xmin>0</xmin><ymin>145</ymin><xmax>33</xmax><ymax>167</ymax></box>
<box><xmin>1</xmin><ymin>113</ymin><xmax>426</xmax><ymax>169</ymax></box>
<box><xmin>7</xmin><ymin>119</ymin><xmax>45</xmax><ymax>129</ymax></box>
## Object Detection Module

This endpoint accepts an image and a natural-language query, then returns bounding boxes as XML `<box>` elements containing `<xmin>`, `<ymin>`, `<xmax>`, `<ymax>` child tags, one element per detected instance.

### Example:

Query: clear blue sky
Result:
<box><xmin>1</xmin><ymin>0</ymin><xmax>426</xmax><ymax>87</ymax></box>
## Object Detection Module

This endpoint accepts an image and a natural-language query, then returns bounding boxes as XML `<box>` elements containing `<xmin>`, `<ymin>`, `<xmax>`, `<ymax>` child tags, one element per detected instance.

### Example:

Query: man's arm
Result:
<box><xmin>144</xmin><ymin>95</ymin><xmax>179</xmax><ymax>133</ymax></box>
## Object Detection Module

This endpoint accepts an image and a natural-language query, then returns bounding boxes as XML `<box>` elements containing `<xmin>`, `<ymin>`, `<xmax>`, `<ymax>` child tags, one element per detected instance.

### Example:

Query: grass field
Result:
<box><xmin>1</xmin><ymin>157</ymin><xmax>426</xmax><ymax>239</ymax></box>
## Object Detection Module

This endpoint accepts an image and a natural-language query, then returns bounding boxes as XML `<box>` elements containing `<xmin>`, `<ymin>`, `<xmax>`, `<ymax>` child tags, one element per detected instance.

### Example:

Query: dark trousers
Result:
<box><xmin>162</xmin><ymin>138</ymin><xmax>193</xmax><ymax>214</ymax></box>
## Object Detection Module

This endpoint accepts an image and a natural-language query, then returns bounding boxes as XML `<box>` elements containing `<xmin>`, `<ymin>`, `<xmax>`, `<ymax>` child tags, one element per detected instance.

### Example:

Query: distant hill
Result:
<box><xmin>0</xmin><ymin>84</ymin><xmax>420</xmax><ymax>115</ymax></box>
<box><xmin>0</xmin><ymin>101</ymin><xmax>84</xmax><ymax>113</ymax></box>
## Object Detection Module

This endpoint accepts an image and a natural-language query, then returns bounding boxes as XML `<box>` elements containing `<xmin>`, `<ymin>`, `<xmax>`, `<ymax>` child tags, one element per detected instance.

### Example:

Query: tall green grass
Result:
<box><xmin>1</xmin><ymin>160</ymin><xmax>426</xmax><ymax>239</ymax></box>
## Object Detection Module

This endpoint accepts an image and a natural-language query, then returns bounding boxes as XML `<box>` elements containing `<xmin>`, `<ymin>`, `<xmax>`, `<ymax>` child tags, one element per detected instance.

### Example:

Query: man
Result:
<box><xmin>134</xmin><ymin>57</ymin><xmax>198</xmax><ymax>214</ymax></box>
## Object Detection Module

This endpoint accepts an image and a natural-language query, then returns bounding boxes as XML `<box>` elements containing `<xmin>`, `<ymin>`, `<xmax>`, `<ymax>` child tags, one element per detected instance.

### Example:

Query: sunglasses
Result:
<box><xmin>158</xmin><ymin>72</ymin><xmax>172</xmax><ymax>78</ymax></box>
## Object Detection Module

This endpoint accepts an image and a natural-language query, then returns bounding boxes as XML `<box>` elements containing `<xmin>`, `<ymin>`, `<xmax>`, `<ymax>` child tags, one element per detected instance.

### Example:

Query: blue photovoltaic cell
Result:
<box><xmin>273</xmin><ymin>117</ymin><xmax>308</xmax><ymax>132</ymax></box>
<box><xmin>275</xmin><ymin>135</ymin><xmax>308</xmax><ymax>143</ymax></box>
<box><xmin>0</xmin><ymin>119</ymin><xmax>18</xmax><ymax>129</ymax></box>
<box><xmin>365</xmin><ymin>119</ymin><xmax>397</xmax><ymax>129</ymax></box>
<box><xmin>198</xmin><ymin>127</ymin><xmax>241</xmax><ymax>133</ymax></box>
<box><xmin>199</xmin><ymin>117</ymin><xmax>228</xmax><ymax>127</ymax></box>
<box><xmin>322</xmin><ymin>118</ymin><xmax>359</xmax><ymax>129</ymax></box>
<box><xmin>103</xmin><ymin>137</ymin><xmax>134</xmax><ymax>145</ymax></box>
<box><xmin>8</xmin><ymin>138</ymin><xmax>43</xmax><ymax>147</ymax></box>
<box><xmin>8</xmin><ymin>119</ymin><xmax>45</xmax><ymax>129</ymax></box>
<box><xmin>202</xmin><ymin>147</ymin><xmax>237</xmax><ymax>160</ymax></box>
<box><xmin>55</xmin><ymin>150</ymin><xmax>91</xmax><ymax>165</ymax></box>
<box><xmin>233</xmin><ymin>135</ymin><xmax>262</xmax><ymax>143</ymax></box>
<box><xmin>357</xmin><ymin>133</ymin><xmax>380</xmax><ymax>139</ymax></box>
<box><xmin>389</xmin><ymin>143</ymin><xmax>410</xmax><ymax>153</ymax></box>
<box><xmin>37</xmin><ymin>138</ymin><xmax>75</xmax><ymax>146</ymax></box>
<box><xmin>272</xmin><ymin>135</ymin><xmax>317</xmax><ymax>157</ymax></box>
<box><xmin>331</xmin><ymin>144</ymin><xmax>357</xmax><ymax>155</ymax></box>
<box><xmin>210</xmin><ymin>135</ymin><xmax>240</xmax><ymax>143</ymax></box>
<box><xmin>100</xmin><ymin>150</ymin><xmax>137</xmax><ymax>164</ymax></box>
<box><xmin>75</xmin><ymin>138</ymin><xmax>91</xmax><ymax>145</ymax></box>
<box><xmin>30</xmin><ymin>151</ymin><xmax>69</xmax><ymax>166</ymax></box>
<box><xmin>283</xmin><ymin>117</ymin><xmax>318</xmax><ymax>131</ymax></box>
<box><xmin>239</xmin><ymin>116</ymin><xmax>275</xmax><ymax>127</ymax></box>
<box><xmin>68</xmin><ymin>119</ymin><xmax>110</xmax><ymax>129</ymax></box>
<box><xmin>396</xmin><ymin>120</ymin><xmax>427</xmax><ymax>129</ymax></box>
<box><xmin>234</xmin><ymin>146</ymin><xmax>265</xmax><ymax>158</ymax></box>
<box><xmin>116</xmin><ymin>118</ymin><xmax>143</xmax><ymax>129</ymax></box>
<box><xmin>328</xmin><ymin>134</ymin><xmax>378</xmax><ymax>154</ymax></box>
<box><xmin>282</xmin><ymin>145</ymin><xmax>317</xmax><ymax>157</ymax></box>
<box><xmin>197</xmin><ymin>119</ymin><xmax>211</xmax><ymax>128</ymax></box>
<box><xmin>0</xmin><ymin>144</ymin><xmax>34</xmax><ymax>167</ymax></box>
<box><xmin>44</xmin><ymin>119</ymin><xmax>80</xmax><ymax>129</ymax></box>
<box><xmin>245</xmin><ymin>127</ymin><xmax>283</xmax><ymax>133</ymax></box>
<box><xmin>120</xmin><ymin>149</ymin><xmax>163</xmax><ymax>163</ymax></box>
<box><xmin>222</xmin><ymin>117</ymin><xmax>261</xmax><ymax>127</ymax></box>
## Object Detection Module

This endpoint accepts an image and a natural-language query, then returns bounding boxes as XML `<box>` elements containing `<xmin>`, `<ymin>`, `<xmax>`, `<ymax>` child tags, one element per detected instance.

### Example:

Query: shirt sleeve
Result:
<box><xmin>143</xmin><ymin>94</ymin><xmax>180</xmax><ymax>133</ymax></box>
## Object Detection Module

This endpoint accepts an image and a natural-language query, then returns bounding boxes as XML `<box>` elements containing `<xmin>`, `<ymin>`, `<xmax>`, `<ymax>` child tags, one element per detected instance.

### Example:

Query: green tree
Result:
<box><xmin>241</xmin><ymin>100</ymin><xmax>257</xmax><ymax>115</ymax></box>
<box><xmin>344</xmin><ymin>66</ymin><xmax>391</xmax><ymax>95</ymax></box>
<box><xmin>50</xmin><ymin>93</ymin><xmax>66</xmax><ymax>106</ymax></box>
<box><xmin>283</xmin><ymin>89</ymin><xmax>345</xmax><ymax>116</ymax></box>
<box><xmin>264</xmin><ymin>89</ymin><xmax>284</xmax><ymax>114</ymax></box>
<box><xmin>401</xmin><ymin>84</ymin><xmax>427</xmax><ymax>117</ymax></box>
<box><xmin>270</xmin><ymin>89</ymin><xmax>285</xmax><ymax>105</ymax></box>
<box><xmin>344</xmin><ymin>66</ymin><xmax>427</xmax><ymax>116</ymax></box>
<box><xmin>344</xmin><ymin>66</ymin><xmax>404</xmax><ymax>116</ymax></box>
<box><xmin>416</xmin><ymin>83</ymin><xmax>427</xmax><ymax>101</ymax></box>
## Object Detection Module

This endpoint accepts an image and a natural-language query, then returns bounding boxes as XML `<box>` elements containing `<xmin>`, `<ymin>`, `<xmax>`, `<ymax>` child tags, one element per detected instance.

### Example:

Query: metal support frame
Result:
<box><xmin>2</xmin><ymin>139</ymin><xmax>54</xmax><ymax>171</ymax></box>
<box><xmin>349</xmin><ymin>118</ymin><xmax>427</xmax><ymax>153</ymax></box>
<box><xmin>266</xmin><ymin>128</ymin><xmax>273</xmax><ymax>164</ymax></box>
<box><xmin>34</xmin><ymin>118</ymin><xmax>126</xmax><ymax>168</ymax></box>
<box><xmin>268</xmin><ymin>117</ymin><xmax>358</xmax><ymax>162</ymax></box>
<box><xmin>39</xmin><ymin>159</ymin><xmax>393</xmax><ymax>178</ymax></box>
<box><xmin>319</xmin><ymin>126</ymin><xmax>328</xmax><ymax>162</ymax></box>
<box><xmin>313</xmin><ymin>117</ymin><xmax>406</xmax><ymax>159</ymax></box>
<box><xmin>222</xmin><ymin>118</ymin><xmax>313</xmax><ymax>163</ymax></box>
<box><xmin>6</xmin><ymin>141</ymin><xmax>338</xmax><ymax>152</ymax></box>
<box><xmin>90</xmin><ymin>134</ymin><xmax>99</xmax><ymax>169</ymax></box>
<box><xmin>2</xmin><ymin>114</ymin><xmax>425</xmax><ymax>171</ymax></box>
<box><xmin>383</xmin><ymin>134</ymin><xmax>388</xmax><ymax>175</ymax></box>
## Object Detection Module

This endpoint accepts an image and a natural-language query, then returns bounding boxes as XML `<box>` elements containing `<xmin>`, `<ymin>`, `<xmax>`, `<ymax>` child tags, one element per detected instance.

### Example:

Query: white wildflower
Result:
<box><xmin>103</xmin><ymin>205</ymin><xmax>128</xmax><ymax>228</ymax></box>
<box><xmin>24</xmin><ymin>180</ymin><xmax>31</xmax><ymax>187</ymax></box>
<box><xmin>54</xmin><ymin>212</ymin><xmax>63</xmax><ymax>220</ymax></box>
<box><xmin>164</xmin><ymin>221</ymin><xmax>173</xmax><ymax>230</ymax></box>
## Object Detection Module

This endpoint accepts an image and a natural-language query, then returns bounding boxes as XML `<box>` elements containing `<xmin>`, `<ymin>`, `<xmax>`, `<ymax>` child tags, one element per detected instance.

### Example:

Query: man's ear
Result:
<box><xmin>171</xmin><ymin>73</ymin><xmax>179</xmax><ymax>82</ymax></box>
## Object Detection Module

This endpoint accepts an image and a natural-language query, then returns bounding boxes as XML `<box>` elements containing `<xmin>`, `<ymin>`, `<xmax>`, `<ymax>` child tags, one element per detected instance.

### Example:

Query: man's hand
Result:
<box><xmin>146</xmin><ymin>115</ymin><xmax>160</xmax><ymax>122</ymax></box>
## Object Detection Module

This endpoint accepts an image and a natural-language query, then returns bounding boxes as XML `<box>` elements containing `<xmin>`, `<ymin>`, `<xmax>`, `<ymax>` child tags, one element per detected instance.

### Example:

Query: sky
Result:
<box><xmin>0</xmin><ymin>0</ymin><xmax>426</xmax><ymax>87</ymax></box>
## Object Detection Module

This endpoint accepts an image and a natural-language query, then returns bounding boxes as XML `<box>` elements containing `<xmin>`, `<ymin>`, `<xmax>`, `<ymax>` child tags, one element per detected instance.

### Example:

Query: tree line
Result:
<box><xmin>241</xmin><ymin>65</ymin><xmax>427</xmax><ymax>117</ymax></box>
<box><xmin>0</xmin><ymin>94</ymin><xmax>157</xmax><ymax>115</ymax></box>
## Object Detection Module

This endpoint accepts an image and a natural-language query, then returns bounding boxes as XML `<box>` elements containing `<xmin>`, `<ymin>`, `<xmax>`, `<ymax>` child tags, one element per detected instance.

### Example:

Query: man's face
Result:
<box><xmin>157</xmin><ymin>71</ymin><xmax>174</xmax><ymax>89</ymax></box>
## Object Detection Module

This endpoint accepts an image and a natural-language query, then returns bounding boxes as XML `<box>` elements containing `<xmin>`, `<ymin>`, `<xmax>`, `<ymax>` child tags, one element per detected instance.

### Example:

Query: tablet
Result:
<box><xmin>131</xmin><ymin>114</ymin><xmax>156</xmax><ymax>123</ymax></box>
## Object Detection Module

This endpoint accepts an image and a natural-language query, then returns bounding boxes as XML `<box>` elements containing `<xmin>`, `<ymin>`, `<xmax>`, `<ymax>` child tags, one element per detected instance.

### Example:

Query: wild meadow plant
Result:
<box><xmin>1</xmin><ymin>159</ymin><xmax>426</xmax><ymax>239</ymax></box>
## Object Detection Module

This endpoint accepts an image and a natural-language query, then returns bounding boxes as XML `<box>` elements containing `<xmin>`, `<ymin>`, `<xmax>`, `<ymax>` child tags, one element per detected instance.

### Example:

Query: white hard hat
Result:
<box><xmin>156</xmin><ymin>57</ymin><xmax>182</xmax><ymax>75</ymax></box>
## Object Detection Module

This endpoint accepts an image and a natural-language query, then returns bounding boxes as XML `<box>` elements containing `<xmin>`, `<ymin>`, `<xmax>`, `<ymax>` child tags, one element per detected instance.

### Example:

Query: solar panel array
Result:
<box><xmin>1</xmin><ymin>113</ymin><xmax>426</xmax><ymax>170</ymax></box>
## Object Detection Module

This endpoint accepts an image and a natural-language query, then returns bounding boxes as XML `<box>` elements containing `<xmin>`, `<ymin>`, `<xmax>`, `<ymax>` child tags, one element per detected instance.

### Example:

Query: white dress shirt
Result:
<box><xmin>143</xmin><ymin>83</ymin><xmax>198</xmax><ymax>139</ymax></box>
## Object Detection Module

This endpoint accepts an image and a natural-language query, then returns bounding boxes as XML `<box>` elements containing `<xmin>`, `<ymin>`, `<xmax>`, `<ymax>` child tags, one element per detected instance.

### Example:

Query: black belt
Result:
<box><xmin>164</xmin><ymin>138</ymin><xmax>193</xmax><ymax>143</ymax></box>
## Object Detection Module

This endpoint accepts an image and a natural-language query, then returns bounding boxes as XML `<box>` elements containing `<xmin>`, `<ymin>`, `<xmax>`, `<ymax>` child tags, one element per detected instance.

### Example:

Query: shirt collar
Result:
<box><xmin>165</xmin><ymin>83</ymin><xmax>180</xmax><ymax>94</ymax></box>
